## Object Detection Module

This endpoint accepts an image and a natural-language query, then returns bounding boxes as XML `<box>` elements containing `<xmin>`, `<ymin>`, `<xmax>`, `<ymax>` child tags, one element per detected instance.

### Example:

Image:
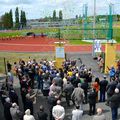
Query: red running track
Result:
<box><xmin>0</xmin><ymin>36</ymin><xmax>120</xmax><ymax>52</ymax></box>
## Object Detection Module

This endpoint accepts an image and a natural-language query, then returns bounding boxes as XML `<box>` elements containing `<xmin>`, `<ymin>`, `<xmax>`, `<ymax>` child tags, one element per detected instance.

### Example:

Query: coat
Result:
<box><xmin>10</xmin><ymin>107</ymin><xmax>22</xmax><ymax>120</ymax></box>
<box><xmin>71</xmin><ymin>87</ymin><xmax>84</xmax><ymax>103</ymax></box>
<box><xmin>99</xmin><ymin>79</ymin><xmax>108</xmax><ymax>92</ymax></box>
<box><xmin>107</xmin><ymin>93</ymin><xmax>120</xmax><ymax>108</ymax></box>
<box><xmin>88</xmin><ymin>91</ymin><xmax>97</xmax><ymax>105</ymax></box>
<box><xmin>23</xmin><ymin>114</ymin><xmax>35</xmax><ymax>120</ymax></box>
<box><xmin>37</xmin><ymin>111</ymin><xmax>48</xmax><ymax>120</ymax></box>
<box><xmin>72</xmin><ymin>109</ymin><xmax>83</xmax><ymax>120</ymax></box>
<box><xmin>4</xmin><ymin>102</ymin><xmax>12</xmax><ymax>120</ymax></box>
<box><xmin>93</xmin><ymin>114</ymin><xmax>106</xmax><ymax>120</ymax></box>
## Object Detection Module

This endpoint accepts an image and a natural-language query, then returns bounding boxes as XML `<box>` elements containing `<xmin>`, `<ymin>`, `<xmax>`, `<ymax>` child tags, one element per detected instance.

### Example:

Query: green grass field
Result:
<box><xmin>0</xmin><ymin>52</ymin><xmax>54</xmax><ymax>73</ymax></box>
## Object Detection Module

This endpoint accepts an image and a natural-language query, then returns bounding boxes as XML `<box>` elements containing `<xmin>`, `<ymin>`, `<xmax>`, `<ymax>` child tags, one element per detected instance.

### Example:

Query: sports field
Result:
<box><xmin>0</xmin><ymin>22</ymin><xmax>120</xmax><ymax>44</ymax></box>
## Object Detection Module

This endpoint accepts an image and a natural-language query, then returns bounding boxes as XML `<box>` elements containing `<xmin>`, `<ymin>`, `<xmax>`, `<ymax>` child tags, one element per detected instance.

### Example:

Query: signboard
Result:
<box><xmin>55</xmin><ymin>47</ymin><xmax>65</xmax><ymax>58</ymax></box>
<box><xmin>94</xmin><ymin>40</ymin><xmax>101</xmax><ymax>53</ymax></box>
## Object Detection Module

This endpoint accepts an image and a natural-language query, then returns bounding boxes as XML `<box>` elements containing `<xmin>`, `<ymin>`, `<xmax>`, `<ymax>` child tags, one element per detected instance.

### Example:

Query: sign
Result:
<box><xmin>94</xmin><ymin>40</ymin><xmax>101</xmax><ymax>53</ymax></box>
<box><xmin>55</xmin><ymin>47</ymin><xmax>65</xmax><ymax>58</ymax></box>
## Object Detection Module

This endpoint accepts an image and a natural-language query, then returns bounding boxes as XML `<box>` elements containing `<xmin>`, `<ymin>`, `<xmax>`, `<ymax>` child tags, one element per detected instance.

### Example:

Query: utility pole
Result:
<box><xmin>92</xmin><ymin>0</ymin><xmax>96</xmax><ymax>57</ymax></box>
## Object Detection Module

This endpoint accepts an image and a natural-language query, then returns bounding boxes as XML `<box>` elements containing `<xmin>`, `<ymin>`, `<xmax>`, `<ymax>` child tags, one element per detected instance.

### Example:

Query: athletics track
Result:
<box><xmin>0</xmin><ymin>36</ymin><xmax>120</xmax><ymax>52</ymax></box>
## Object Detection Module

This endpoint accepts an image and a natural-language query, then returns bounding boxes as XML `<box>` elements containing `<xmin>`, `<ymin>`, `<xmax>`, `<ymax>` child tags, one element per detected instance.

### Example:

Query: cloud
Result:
<box><xmin>0</xmin><ymin>0</ymin><xmax>34</xmax><ymax>5</ymax></box>
<box><xmin>0</xmin><ymin>0</ymin><xmax>120</xmax><ymax>19</ymax></box>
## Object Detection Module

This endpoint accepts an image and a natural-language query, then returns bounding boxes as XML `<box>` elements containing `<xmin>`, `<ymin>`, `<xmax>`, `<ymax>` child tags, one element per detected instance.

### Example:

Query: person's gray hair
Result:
<box><xmin>12</xmin><ymin>103</ymin><xmax>17</xmax><ymax>107</ymax></box>
<box><xmin>115</xmin><ymin>88</ymin><xmax>119</xmax><ymax>93</ymax></box>
<box><xmin>26</xmin><ymin>93</ymin><xmax>30</xmax><ymax>99</ymax></box>
<box><xmin>5</xmin><ymin>97</ymin><xmax>10</xmax><ymax>103</ymax></box>
<box><xmin>78</xmin><ymin>83</ymin><xmax>81</xmax><ymax>87</ymax></box>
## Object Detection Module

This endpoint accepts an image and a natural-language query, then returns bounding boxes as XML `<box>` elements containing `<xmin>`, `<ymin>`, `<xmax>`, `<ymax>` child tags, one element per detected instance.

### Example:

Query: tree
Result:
<box><xmin>20</xmin><ymin>10</ymin><xmax>26</xmax><ymax>28</ymax></box>
<box><xmin>59</xmin><ymin>10</ymin><xmax>63</xmax><ymax>21</ymax></box>
<box><xmin>9</xmin><ymin>9</ymin><xmax>13</xmax><ymax>28</ymax></box>
<box><xmin>15</xmin><ymin>7</ymin><xmax>20</xmax><ymax>29</ymax></box>
<box><xmin>1</xmin><ymin>12</ymin><xmax>11</xmax><ymax>29</ymax></box>
<box><xmin>53</xmin><ymin>10</ymin><xmax>56</xmax><ymax>21</ymax></box>
<box><xmin>75</xmin><ymin>15</ymin><xmax>78</xmax><ymax>19</ymax></box>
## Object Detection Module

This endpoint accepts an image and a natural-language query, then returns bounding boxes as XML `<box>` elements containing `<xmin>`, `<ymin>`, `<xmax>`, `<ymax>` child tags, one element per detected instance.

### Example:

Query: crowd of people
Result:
<box><xmin>0</xmin><ymin>57</ymin><xmax>120</xmax><ymax>120</ymax></box>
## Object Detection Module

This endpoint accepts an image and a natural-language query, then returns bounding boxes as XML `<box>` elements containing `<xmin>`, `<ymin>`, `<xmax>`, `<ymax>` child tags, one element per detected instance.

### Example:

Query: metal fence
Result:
<box><xmin>59</xmin><ymin>28</ymin><xmax>113</xmax><ymax>40</ymax></box>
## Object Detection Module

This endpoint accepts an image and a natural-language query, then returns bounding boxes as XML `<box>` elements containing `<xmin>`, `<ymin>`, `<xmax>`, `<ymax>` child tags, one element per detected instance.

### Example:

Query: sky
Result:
<box><xmin>0</xmin><ymin>0</ymin><xmax>120</xmax><ymax>20</ymax></box>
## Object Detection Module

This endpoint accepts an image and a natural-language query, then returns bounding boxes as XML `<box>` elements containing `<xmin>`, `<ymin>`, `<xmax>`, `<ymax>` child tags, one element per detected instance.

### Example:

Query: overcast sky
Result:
<box><xmin>0</xmin><ymin>0</ymin><xmax>120</xmax><ymax>20</ymax></box>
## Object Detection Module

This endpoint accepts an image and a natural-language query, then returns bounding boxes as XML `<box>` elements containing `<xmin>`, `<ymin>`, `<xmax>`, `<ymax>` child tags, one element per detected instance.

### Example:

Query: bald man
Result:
<box><xmin>93</xmin><ymin>108</ymin><xmax>106</xmax><ymax>120</ymax></box>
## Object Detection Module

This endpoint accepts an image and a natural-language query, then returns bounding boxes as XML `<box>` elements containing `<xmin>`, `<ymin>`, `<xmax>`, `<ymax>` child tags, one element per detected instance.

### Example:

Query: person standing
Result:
<box><xmin>88</xmin><ymin>88</ymin><xmax>97</xmax><ymax>116</ymax></box>
<box><xmin>7</xmin><ymin>61</ymin><xmax>12</xmax><ymax>72</ymax></box>
<box><xmin>71</xmin><ymin>83</ymin><xmax>84</xmax><ymax>110</ymax></box>
<box><xmin>48</xmin><ymin>92</ymin><xmax>57</xmax><ymax>120</ymax></box>
<box><xmin>4</xmin><ymin>97</ymin><xmax>12</xmax><ymax>120</ymax></box>
<box><xmin>72</xmin><ymin>106</ymin><xmax>83</xmax><ymax>120</ymax></box>
<box><xmin>10</xmin><ymin>103</ymin><xmax>23</xmax><ymax>120</ymax></box>
<box><xmin>63</xmin><ymin>80</ymin><xmax>74</xmax><ymax>106</ymax></box>
<box><xmin>52</xmin><ymin>100</ymin><xmax>65</xmax><ymax>120</ymax></box>
<box><xmin>23</xmin><ymin>109</ymin><xmax>35</xmax><ymax>120</ymax></box>
<box><xmin>107</xmin><ymin>88</ymin><xmax>120</xmax><ymax>120</ymax></box>
<box><xmin>99</xmin><ymin>75</ymin><xmax>108</xmax><ymax>102</ymax></box>
<box><xmin>37</xmin><ymin>105</ymin><xmax>48</xmax><ymax>120</ymax></box>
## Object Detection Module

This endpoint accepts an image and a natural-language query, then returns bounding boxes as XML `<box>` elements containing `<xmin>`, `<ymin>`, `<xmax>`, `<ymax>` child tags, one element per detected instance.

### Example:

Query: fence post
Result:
<box><xmin>4</xmin><ymin>57</ymin><xmax>7</xmax><ymax>75</ymax></box>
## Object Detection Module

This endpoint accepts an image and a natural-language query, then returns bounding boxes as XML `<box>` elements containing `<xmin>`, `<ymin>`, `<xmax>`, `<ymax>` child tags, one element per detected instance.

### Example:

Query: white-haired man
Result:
<box><xmin>23</xmin><ymin>109</ymin><xmax>35</xmax><ymax>120</ymax></box>
<box><xmin>71</xmin><ymin>83</ymin><xmax>84</xmax><ymax>110</ymax></box>
<box><xmin>52</xmin><ymin>100</ymin><xmax>65</xmax><ymax>120</ymax></box>
<box><xmin>10</xmin><ymin>103</ymin><xmax>23</xmax><ymax>120</ymax></box>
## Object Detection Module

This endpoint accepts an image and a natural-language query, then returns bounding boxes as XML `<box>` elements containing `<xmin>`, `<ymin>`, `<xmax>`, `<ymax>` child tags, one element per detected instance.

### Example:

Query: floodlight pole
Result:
<box><xmin>92</xmin><ymin>0</ymin><xmax>96</xmax><ymax>56</ymax></box>
<box><xmin>93</xmin><ymin>0</ymin><xmax>96</xmax><ymax>38</ymax></box>
<box><xmin>108</xmin><ymin>3</ymin><xmax>113</xmax><ymax>41</ymax></box>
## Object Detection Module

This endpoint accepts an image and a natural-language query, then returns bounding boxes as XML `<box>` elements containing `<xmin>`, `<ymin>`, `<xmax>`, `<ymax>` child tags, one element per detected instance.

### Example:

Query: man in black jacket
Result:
<box><xmin>99</xmin><ymin>75</ymin><xmax>108</xmax><ymax>102</ymax></box>
<box><xmin>4</xmin><ymin>97</ymin><xmax>12</xmax><ymax>120</ymax></box>
<box><xmin>37</xmin><ymin>105</ymin><xmax>48</xmax><ymax>120</ymax></box>
<box><xmin>107</xmin><ymin>88</ymin><xmax>120</xmax><ymax>120</ymax></box>
<box><xmin>88</xmin><ymin>88</ymin><xmax>97</xmax><ymax>116</ymax></box>
<box><xmin>48</xmin><ymin>92</ymin><xmax>57</xmax><ymax>120</ymax></box>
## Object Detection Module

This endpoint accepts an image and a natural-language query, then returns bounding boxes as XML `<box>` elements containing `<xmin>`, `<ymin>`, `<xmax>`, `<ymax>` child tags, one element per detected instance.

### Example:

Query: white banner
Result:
<box><xmin>94</xmin><ymin>40</ymin><xmax>101</xmax><ymax>53</ymax></box>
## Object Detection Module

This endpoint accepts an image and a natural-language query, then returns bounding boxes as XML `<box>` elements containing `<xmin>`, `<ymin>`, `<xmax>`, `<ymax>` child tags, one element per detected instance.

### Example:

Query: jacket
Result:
<box><xmin>37</xmin><ymin>111</ymin><xmax>48</xmax><ymax>120</ymax></box>
<box><xmin>99</xmin><ymin>80</ymin><xmax>108</xmax><ymax>92</ymax></box>
<box><xmin>72</xmin><ymin>109</ymin><xmax>83</xmax><ymax>120</ymax></box>
<box><xmin>23</xmin><ymin>114</ymin><xmax>35</xmax><ymax>120</ymax></box>
<box><xmin>93</xmin><ymin>114</ymin><xmax>106</xmax><ymax>120</ymax></box>
<box><xmin>88</xmin><ymin>91</ymin><xmax>97</xmax><ymax>104</ymax></box>
<box><xmin>107</xmin><ymin>93</ymin><xmax>120</xmax><ymax>108</ymax></box>
<box><xmin>71</xmin><ymin>87</ymin><xmax>84</xmax><ymax>103</ymax></box>
<box><xmin>52</xmin><ymin>105</ymin><xmax>65</xmax><ymax>120</ymax></box>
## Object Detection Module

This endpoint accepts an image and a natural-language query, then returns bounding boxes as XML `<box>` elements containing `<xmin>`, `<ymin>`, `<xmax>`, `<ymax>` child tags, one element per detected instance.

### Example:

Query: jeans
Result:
<box><xmin>111</xmin><ymin>107</ymin><xmax>118</xmax><ymax>120</ymax></box>
<box><xmin>100</xmin><ymin>91</ymin><xmax>106</xmax><ymax>102</ymax></box>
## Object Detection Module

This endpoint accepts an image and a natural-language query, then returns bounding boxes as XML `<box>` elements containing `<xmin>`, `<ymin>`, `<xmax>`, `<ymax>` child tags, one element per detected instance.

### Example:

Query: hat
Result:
<box><xmin>115</xmin><ymin>88</ymin><xmax>119</xmax><ymax>93</ymax></box>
